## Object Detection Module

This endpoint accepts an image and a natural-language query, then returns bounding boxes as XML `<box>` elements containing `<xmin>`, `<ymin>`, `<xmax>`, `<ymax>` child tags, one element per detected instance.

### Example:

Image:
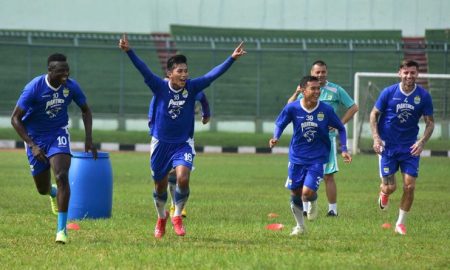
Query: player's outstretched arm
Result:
<box><xmin>231</xmin><ymin>41</ymin><xmax>247</xmax><ymax>60</ymax></box>
<box><xmin>118</xmin><ymin>33</ymin><xmax>130</xmax><ymax>52</ymax></box>
<box><xmin>191</xmin><ymin>42</ymin><xmax>246</xmax><ymax>90</ymax></box>
<box><xmin>119</xmin><ymin>33</ymin><xmax>162</xmax><ymax>88</ymax></box>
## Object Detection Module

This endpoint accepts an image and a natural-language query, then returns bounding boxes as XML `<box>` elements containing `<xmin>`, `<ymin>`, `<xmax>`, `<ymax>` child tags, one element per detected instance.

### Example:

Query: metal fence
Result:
<box><xmin>1</xmin><ymin>31</ymin><xmax>449</xmax><ymax>131</ymax></box>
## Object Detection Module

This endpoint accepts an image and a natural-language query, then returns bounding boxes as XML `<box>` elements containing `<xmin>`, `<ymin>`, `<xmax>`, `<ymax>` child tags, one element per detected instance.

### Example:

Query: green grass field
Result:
<box><xmin>0</xmin><ymin>151</ymin><xmax>449</xmax><ymax>269</ymax></box>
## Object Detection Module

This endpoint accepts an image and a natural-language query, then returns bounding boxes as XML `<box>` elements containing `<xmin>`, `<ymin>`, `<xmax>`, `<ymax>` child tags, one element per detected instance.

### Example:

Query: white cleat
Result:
<box><xmin>307</xmin><ymin>200</ymin><xmax>318</xmax><ymax>221</ymax></box>
<box><xmin>290</xmin><ymin>225</ymin><xmax>306</xmax><ymax>236</ymax></box>
<box><xmin>395</xmin><ymin>224</ymin><xmax>407</xmax><ymax>235</ymax></box>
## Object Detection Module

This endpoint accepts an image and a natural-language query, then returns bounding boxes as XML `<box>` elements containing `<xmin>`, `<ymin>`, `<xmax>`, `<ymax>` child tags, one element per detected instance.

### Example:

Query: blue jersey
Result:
<box><xmin>148</xmin><ymin>91</ymin><xmax>210</xmax><ymax>137</ymax></box>
<box><xmin>274</xmin><ymin>101</ymin><xmax>347</xmax><ymax>165</ymax></box>
<box><xmin>16</xmin><ymin>75</ymin><xmax>87</xmax><ymax>136</ymax></box>
<box><xmin>127</xmin><ymin>50</ymin><xmax>233</xmax><ymax>143</ymax></box>
<box><xmin>375</xmin><ymin>83</ymin><xmax>433</xmax><ymax>146</ymax></box>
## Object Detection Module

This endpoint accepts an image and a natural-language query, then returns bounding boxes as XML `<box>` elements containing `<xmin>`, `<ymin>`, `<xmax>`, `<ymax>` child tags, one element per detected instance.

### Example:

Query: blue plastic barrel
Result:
<box><xmin>68</xmin><ymin>151</ymin><xmax>113</xmax><ymax>220</ymax></box>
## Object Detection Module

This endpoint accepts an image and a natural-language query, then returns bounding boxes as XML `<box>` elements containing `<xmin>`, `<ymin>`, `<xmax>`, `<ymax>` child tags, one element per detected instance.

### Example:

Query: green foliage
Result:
<box><xmin>0</xmin><ymin>151</ymin><xmax>449</xmax><ymax>269</ymax></box>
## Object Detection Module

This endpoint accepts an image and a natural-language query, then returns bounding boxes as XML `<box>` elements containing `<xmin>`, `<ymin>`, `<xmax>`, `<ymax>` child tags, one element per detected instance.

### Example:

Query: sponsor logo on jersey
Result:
<box><xmin>301</xmin><ymin>114</ymin><xmax>318</xmax><ymax>142</ymax></box>
<box><xmin>301</xmin><ymin>121</ymin><xmax>318</xmax><ymax>130</ymax></box>
<box><xmin>45</xmin><ymin>98</ymin><xmax>65</xmax><ymax>110</ymax></box>
<box><xmin>168</xmin><ymin>98</ymin><xmax>186</xmax><ymax>119</ymax></box>
<box><xmin>396</xmin><ymin>103</ymin><xmax>414</xmax><ymax>113</ymax></box>
<box><xmin>396</xmin><ymin>103</ymin><xmax>414</xmax><ymax>123</ymax></box>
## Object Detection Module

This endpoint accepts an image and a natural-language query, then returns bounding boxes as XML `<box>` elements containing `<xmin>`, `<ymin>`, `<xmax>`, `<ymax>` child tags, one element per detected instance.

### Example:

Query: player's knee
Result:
<box><xmin>403</xmin><ymin>183</ymin><xmax>415</xmax><ymax>193</ymax></box>
<box><xmin>324</xmin><ymin>174</ymin><xmax>334</xmax><ymax>183</ymax></box>
<box><xmin>54</xmin><ymin>170</ymin><xmax>69</xmax><ymax>182</ymax></box>
<box><xmin>302</xmin><ymin>189</ymin><xmax>317</xmax><ymax>201</ymax></box>
<box><xmin>385</xmin><ymin>185</ymin><xmax>396</xmax><ymax>193</ymax></box>
<box><xmin>177</xmin><ymin>175</ymin><xmax>190</xmax><ymax>187</ymax></box>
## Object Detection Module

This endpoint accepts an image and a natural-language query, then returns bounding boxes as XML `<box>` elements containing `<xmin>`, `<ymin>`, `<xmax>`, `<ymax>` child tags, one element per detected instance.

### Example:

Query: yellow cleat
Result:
<box><xmin>55</xmin><ymin>230</ymin><xmax>67</xmax><ymax>244</ymax></box>
<box><xmin>169</xmin><ymin>204</ymin><xmax>187</xmax><ymax>218</ymax></box>
<box><xmin>49</xmin><ymin>184</ymin><xmax>58</xmax><ymax>215</ymax></box>
<box><xmin>169</xmin><ymin>204</ymin><xmax>175</xmax><ymax>218</ymax></box>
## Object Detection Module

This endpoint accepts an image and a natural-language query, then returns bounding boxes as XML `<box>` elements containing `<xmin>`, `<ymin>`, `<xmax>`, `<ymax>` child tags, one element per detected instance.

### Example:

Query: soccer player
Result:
<box><xmin>369</xmin><ymin>60</ymin><xmax>434</xmax><ymax>235</ymax></box>
<box><xmin>11</xmin><ymin>53</ymin><xmax>97</xmax><ymax>244</ymax></box>
<box><xmin>287</xmin><ymin>60</ymin><xmax>358</xmax><ymax>217</ymax></box>
<box><xmin>270</xmin><ymin>75</ymin><xmax>352</xmax><ymax>236</ymax></box>
<box><xmin>148</xmin><ymin>91</ymin><xmax>211</xmax><ymax>218</ymax></box>
<box><xmin>119</xmin><ymin>34</ymin><xmax>246</xmax><ymax>238</ymax></box>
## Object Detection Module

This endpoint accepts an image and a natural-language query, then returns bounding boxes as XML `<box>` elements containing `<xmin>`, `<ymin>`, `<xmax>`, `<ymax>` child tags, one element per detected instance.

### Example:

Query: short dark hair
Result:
<box><xmin>399</xmin><ymin>59</ymin><xmax>419</xmax><ymax>69</ymax></box>
<box><xmin>311</xmin><ymin>60</ymin><xmax>327</xmax><ymax>69</ymax></box>
<box><xmin>47</xmin><ymin>53</ymin><xmax>67</xmax><ymax>66</ymax></box>
<box><xmin>299</xmin><ymin>75</ymin><xmax>319</xmax><ymax>88</ymax></box>
<box><xmin>167</xmin><ymin>55</ymin><xmax>187</xmax><ymax>71</ymax></box>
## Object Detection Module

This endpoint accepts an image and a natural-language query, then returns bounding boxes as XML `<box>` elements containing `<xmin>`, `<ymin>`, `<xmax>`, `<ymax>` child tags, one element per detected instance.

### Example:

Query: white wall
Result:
<box><xmin>1</xmin><ymin>0</ymin><xmax>448</xmax><ymax>36</ymax></box>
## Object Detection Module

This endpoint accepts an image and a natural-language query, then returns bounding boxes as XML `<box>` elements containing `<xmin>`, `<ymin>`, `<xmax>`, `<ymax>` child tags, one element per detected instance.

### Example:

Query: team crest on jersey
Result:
<box><xmin>383</xmin><ymin>167</ymin><xmax>389</xmax><ymax>174</ymax></box>
<box><xmin>63</xmin><ymin>88</ymin><xmax>69</xmax><ymax>98</ymax></box>
<box><xmin>414</xmin><ymin>95</ymin><xmax>421</xmax><ymax>105</ymax></box>
<box><xmin>317</xmin><ymin>112</ymin><xmax>324</xmax><ymax>121</ymax></box>
<box><xmin>182</xmin><ymin>89</ymin><xmax>188</xmax><ymax>98</ymax></box>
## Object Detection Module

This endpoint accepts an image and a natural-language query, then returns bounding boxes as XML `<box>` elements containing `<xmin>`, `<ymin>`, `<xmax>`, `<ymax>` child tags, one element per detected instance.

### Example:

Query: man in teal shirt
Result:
<box><xmin>287</xmin><ymin>60</ymin><xmax>358</xmax><ymax>218</ymax></box>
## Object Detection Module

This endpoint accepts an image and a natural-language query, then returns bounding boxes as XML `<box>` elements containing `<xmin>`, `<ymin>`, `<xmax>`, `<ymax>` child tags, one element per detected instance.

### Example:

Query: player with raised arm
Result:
<box><xmin>369</xmin><ymin>60</ymin><xmax>434</xmax><ymax>235</ymax></box>
<box><xmin>270</xmin><ymin>75</ymin><xmax>352</xmax><ymax>236</ymax></box>
<box><xmin>119</xmin><ymin>34</ymin><xmax>245</xmax><ymax>238</ymax></box>
<box><xmin>11</xmin><ymin>53</ymin><xmax>97</xmax><ymax>244</ymax></box>
<box><xmin>148</xmin><ymin>91</ymin><xmax>211</xmax><ymax>218</ymax></box>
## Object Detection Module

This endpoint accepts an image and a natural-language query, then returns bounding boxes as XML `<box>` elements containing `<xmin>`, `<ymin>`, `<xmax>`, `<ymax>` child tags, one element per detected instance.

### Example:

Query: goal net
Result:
<box><xmin>352</xmin><ymin>72</ymin><xmax>450</xmax><ymax>154</ymax></box>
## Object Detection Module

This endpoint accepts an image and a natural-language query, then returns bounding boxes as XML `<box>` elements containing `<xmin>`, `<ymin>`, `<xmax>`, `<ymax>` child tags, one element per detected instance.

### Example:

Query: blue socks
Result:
<box><xmin>57</xmin><ymin>212</ymin><xmax>67</xmax><ymax>233</ymax></box>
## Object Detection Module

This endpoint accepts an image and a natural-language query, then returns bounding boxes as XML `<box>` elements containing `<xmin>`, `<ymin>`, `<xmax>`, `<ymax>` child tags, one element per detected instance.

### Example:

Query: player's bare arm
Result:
<box><xmin>231</xmin><ymin>41</ymin><xmax>247</xmax><ymax>60</ymax></box>
<box><xmin>341</xmin><ymin>104</ymin><xmax>359</xmax><ymax>125</ymax></box>
<box><xmin>119</xmin><ymin>33</ymin><xmax>130</xmax><ymax>52</ymax></box>
<box><xmin>341</xmin><ymin>151</ymin><xmax>352</xmax><ymax>164</ymax></box>
<box><xmin>269</xmin><ymin>138</ymin><xmax>278</xmax><ymax>148</ymax></box>
<box><xmin>202</xmin><ymin>116</ymin><xmax>210</xmax><ymax>125</ymax></box>
<box><xmin>80</xmin><ymin>104</ymin><xmax>98</xmax><ymax>159</ymax></box>
<box><xmin>287</xmin><ymin>85</ymin><xmax>302</xmax><ymax>104</ymax></box>
<box><xmin>369</xmin><ymin>107</ymin><xmax>383</xmax><ymax>154</ymax></box>
<box><xmin>410</xmin><ymin>115</ymin><xmax>435</xmax><ymax>156</ymax></box>
<box><xmin>11</xmin><ymin>106</ymin><xmax>47</xmax><ymax>162</ymax></box>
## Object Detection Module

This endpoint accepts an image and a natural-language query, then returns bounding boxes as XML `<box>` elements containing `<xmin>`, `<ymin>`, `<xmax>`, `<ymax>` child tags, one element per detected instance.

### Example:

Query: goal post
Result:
<box><xmin>352</xmin><ymin>72</ymin><xmax>450</xmax><ymax>154</ymax></box>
